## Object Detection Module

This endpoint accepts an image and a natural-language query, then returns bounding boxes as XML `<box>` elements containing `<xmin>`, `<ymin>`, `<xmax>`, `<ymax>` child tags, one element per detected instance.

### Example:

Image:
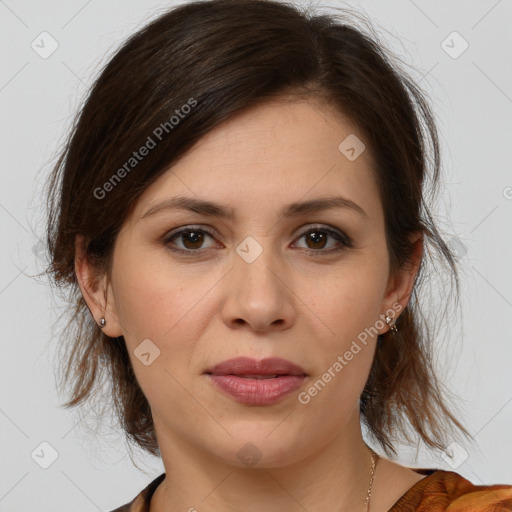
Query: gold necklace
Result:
<box><xmin>364</xmin><ymin>446</ymin><xmax>379</xmax><ymax>511</ymax></box>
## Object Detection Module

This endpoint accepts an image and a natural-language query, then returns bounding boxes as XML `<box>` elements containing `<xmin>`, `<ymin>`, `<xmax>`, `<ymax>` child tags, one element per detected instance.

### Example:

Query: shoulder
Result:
<box><xmin>389</xmin><ymin>468</ymin><xmax>512</xmax><ymax>512</ymax></box>
<box><xmin>109</xmin><ymin>473</ymin><xmax>166</xmax><ymax>512</ymax></box>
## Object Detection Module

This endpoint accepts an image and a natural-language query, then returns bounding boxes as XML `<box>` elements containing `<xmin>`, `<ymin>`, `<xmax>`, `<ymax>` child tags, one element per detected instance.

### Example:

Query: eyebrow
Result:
<box><xmin>140</xmin><ymin>195</ymin><xmax>369</xmax><ymax>221</ymax></box>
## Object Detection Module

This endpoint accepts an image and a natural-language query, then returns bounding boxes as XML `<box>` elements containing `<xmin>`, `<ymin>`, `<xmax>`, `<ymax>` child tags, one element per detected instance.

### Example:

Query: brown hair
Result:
<box><xmin>44</xmin><ymin>0</ymin><xmax>472</xmax><ymax>460</ymax></box>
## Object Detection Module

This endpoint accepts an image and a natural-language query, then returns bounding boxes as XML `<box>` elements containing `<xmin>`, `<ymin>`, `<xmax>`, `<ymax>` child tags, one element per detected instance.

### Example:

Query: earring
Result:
<box><xmin>99</xmin><ymin>317</ymin><xmax>106</xmax><ymax>328</ymax></box>
<box><xmin>385</xmin><ymin>315</ymin><xmax>398</xmax><ymax>334</ymax></box>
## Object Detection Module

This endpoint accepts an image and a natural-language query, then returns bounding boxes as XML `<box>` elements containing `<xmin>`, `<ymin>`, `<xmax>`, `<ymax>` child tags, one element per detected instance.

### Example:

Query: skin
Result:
<box><xmin>76</xmin><ymin>97</ymin><xmax>425</xmax><ymax>512</ymax></box>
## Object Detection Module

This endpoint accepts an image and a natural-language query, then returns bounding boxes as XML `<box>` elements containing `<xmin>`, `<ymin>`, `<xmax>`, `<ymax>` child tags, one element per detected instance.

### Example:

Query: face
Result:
<box><xmin>77</xmin><ymin>97</ymin><xmax>418</xmax><ymax>468</ymax></box>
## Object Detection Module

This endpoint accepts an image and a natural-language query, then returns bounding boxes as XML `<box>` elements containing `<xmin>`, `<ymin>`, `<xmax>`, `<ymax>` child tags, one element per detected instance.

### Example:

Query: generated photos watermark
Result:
<box><xmin>297</xmin><ymin>302</ymin><xmax>403</xmax><ymax>405</ymax></box>
<box><xmin>93</xmin><ymin>98</ymin><xmax>198</xmax><ymax>200</ymax></box>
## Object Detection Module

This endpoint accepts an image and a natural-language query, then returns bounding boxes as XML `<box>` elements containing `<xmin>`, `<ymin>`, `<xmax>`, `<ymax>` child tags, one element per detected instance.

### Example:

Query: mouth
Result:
<box><xmin>204</xmin><ymin>357</ymin><xmax>308</xmax><ymax>405</ymax></box>
<box><xmin>205</xmin><ymin>356</ymin><xmax>308</xmax><ymax>377</ymax></box>
<box><xmin>231</xmin><ymin>374</ymin><xmax>281</xmax><ymax>379</ymax></box>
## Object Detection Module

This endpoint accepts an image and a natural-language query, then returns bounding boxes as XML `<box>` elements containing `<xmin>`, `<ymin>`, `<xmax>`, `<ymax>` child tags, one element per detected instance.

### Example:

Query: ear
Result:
<box><xmin>379</xmin><ymin>232</ymin><xmax>423</xmax><ymax>334</ymax></box>
<box><xmin>74</xmin><ymin>234</ymin><xmax>123</xmax><ymax>338</ymax></box>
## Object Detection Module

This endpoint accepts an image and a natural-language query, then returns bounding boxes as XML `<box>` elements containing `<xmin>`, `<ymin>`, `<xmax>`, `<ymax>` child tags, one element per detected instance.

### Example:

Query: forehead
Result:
<box><xmin>130</xmin><ymin>98</ymin><xmax>383</xmax><ymax>225</ymax></box>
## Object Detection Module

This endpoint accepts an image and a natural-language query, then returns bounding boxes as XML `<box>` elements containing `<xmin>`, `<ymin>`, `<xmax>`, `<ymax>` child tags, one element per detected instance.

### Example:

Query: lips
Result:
<box><xmin>204</xmin><ymin>357</ymin><xmax>308</xmax><ymax>405</ymax></box>
<box><xmin>205</xmin><ymin>356</ymin><xmax>307</xmax><ymax>377</ymax></box>
<box><xmin>237</xmin><ymin>375</ymin><xmax>278</xmax><ymax>379</ymax></box>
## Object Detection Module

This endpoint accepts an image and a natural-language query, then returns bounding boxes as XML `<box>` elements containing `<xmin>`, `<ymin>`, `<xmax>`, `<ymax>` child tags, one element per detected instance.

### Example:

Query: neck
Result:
<box><xmin>151</xmin><ymin>411</ymin><xmax>376</xmax><ymax>512</ymax></box>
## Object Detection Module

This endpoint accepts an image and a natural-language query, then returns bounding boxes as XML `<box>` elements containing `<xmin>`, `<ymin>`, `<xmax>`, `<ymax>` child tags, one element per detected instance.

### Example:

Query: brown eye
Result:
<box><xmin>304</xmin><ymin>230</ymin><xmax>329</xmax><ymax>250</ymax></box>
<box><xmin>177</xmin><ymin>230</ymin><xmax>206</xmax><ymax>250</ymax></box>
<box><xmin>293</xmin><ymin>226</ymin><xmax>353</xmax><ymax>255</ymax></box>
<box><xmin>164</xmin><ymin>227</ymin><xmax>218</xmax><ymax>253</ymax></box>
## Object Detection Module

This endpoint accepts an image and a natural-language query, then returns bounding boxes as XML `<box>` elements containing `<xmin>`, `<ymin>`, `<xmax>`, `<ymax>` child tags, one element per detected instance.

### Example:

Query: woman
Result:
<box><xmin>44</xmin><ymin>0</ymin><xmax>512</xmax><ymax>510</ymax></box>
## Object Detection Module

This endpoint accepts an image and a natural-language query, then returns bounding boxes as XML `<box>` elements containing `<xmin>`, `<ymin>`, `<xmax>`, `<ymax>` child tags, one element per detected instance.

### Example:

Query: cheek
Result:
<box><xmin>110</xmin><ymin>253</ymin><xmax>205</xmax><ymax>410</ymax></box>
<box><xmin>110</xmin><ymin>248</ymin><xmax>223</xmax><ymax>389</ymax></box>
<box><xmin>111</xmin><ymin>246</ymin><xmax>207</xmax><ymax>339</ymax></box>
<box><xmin>297</xmin><ymin>259</ymin><xmax>385</xmax><ymax>404</ymax></box>
<box><xmin>297</xmin><ymin>275</ymin><xmax>380</xmax><ymax>419</ymax></box>
<box><xmin>307</xmin><ymin>263</ymin><xmax>385</xmax><ymax>346</ymax></box>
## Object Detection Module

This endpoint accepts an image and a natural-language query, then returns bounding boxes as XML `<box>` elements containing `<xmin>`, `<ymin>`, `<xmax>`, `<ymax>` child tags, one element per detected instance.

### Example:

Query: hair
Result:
<box><xmin>44</xmin><ymin>0</ymin><xmax>472</xmax><ymax>460</ymax></box>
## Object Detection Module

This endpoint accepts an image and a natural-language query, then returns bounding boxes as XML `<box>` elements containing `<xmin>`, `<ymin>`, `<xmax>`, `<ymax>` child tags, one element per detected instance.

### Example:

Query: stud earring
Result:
<box><xmin>99</xmin><ymin>317</ymin><xmax>106</xmax><ymax>328</ymax></box>
<box><xmin>385</xmin><ymin>315</ymin><xmax>398</xmax><ymax>334</ymax></box>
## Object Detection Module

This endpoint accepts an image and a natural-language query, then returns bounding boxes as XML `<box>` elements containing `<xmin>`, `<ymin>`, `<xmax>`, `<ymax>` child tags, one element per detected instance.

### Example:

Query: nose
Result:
<box><xmin>220</xmin><ymin>243</ymin><xmax>296</xmax><ymax>333</ymax></box>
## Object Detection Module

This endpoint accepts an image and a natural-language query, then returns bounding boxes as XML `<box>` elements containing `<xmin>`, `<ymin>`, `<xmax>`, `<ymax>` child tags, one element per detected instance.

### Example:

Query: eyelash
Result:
<box><xmin>162</xmin><ymin>224</ymin><xmax>353</xmax><ymax>257</ymax></box>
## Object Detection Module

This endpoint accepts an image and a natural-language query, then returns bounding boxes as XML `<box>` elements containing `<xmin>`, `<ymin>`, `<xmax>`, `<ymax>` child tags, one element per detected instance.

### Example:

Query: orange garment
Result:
<box><xmin>110</xmin><ymin>469</ymin><xmax>512</xmax><ymax>511</ymax></box>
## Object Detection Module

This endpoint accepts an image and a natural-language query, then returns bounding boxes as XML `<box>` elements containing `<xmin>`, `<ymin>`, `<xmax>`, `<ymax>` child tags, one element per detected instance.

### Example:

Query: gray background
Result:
<box><xmin>0</xmin><ymin>0</ymin><xmax>511</xmax><ymax>510</ymax></box>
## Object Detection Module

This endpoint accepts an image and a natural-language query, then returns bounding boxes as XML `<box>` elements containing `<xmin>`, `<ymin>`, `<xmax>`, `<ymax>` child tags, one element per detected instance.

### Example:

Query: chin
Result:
<box><xmin>206</xmin><ymin>425</ymin><xmax>313</xmax><ymax>469</ymax></box>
